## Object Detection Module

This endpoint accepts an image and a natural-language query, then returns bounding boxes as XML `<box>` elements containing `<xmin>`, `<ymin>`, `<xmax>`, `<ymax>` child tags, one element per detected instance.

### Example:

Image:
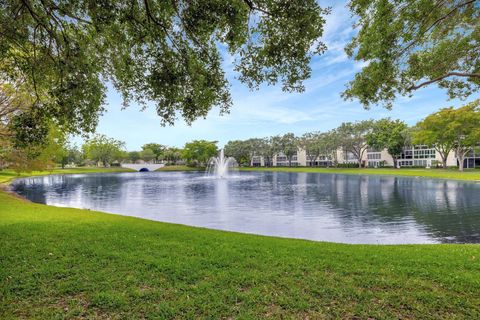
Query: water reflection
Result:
<box><xmin>11</xmin><ymin>172</ymin><xmax>480</xmax><ymax>244</ymax></box>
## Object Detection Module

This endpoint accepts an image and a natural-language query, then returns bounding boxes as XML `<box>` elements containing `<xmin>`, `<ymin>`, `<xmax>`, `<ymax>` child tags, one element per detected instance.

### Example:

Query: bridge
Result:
<box><xmin>121</xmin><ymin>163</ymin><xmax>165</xmax><ymax>172</ymax></box>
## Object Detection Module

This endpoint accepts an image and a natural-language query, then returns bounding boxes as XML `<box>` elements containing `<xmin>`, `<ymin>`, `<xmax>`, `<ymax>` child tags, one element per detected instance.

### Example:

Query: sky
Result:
<box><xmin>89</xmin><ymin>1</ymin><xmax>479</xmax><ymax>151</ymax></box>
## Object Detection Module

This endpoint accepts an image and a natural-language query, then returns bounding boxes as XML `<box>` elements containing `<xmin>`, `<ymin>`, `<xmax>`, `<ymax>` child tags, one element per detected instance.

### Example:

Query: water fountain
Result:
<box><xmin>206</xmin><ymin>149</ymin><xmax>238</xmax><ymax>178</ymax></box>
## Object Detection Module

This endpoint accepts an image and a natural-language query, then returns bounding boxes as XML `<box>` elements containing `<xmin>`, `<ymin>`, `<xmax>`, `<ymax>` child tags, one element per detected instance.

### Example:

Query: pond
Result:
<box><xmin>11</xmin><ymin>171</ymin><xmax>480</xmax><ymax>244</ymax></box>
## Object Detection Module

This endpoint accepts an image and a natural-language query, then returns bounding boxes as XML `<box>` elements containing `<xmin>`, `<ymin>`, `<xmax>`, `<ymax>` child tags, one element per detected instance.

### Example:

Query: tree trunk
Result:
<box><xmin>442</xmin><ymin>158</ymin><xmax>447</xmax><ymax>169</ymax></box>
<box><xmin>393</xmin><ymin>158</ymin><xmax>397</xmax><ymax>169</ymax></box>
<box><xmin>457</xmin><ymin>150</ymin><xmax>465</xmax><ymax>171</ymax></box>
<box><xmin>358</xmin><ymin>158</ymin><xmax>362</xmax><ymax>168</ymax></box>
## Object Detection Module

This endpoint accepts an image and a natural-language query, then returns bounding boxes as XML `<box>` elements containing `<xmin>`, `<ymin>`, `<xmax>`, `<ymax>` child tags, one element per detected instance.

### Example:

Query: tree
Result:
<box><xmin>140</xmin><ymin>148</ymin><xmax>156</xmax><ymax>163</ymax></box>
<box><xmin>142</xmin><ymin>143</ymin><xmax>165</xmax><ymax>163</ymax></box>
<box><xmin>414</xmin><ymin>100</ymin><xmax>480</xmax><ymax>171</ymax></box>
<box><xmin>366</xmin><ymin>119</ymin><xmax>409</xmax><ymax>168</ymax></box>
<box><xmin>279</xmin><ymin>133</ymin><xmax>298</xmax><ymax>167</ymax></box>
<box><xmin>1</xmin><ymin>0</ymin><xmax>329</xmax><ymax>141</ymax></box>
<box><xmin>255</xmin><ymin>137</ymin><xmax>281</xmax><ymax>167</ymax></box>
<box><xmin>128</xmin><ymin>151</ymin><xmax>141</xmax><ymax>163</ymax></box>
<box><xmin>300</xmin><ymin>132</ymin><xmax>322</xmax><ymax>166</ymax></box>
<box><xmin>163</xmin><ymin>147</ymin><xmax>183</xmax><ymax>164</ymax></box>
<box><xmin>65</xmin><ymin>145</ymin><xmax>84</xmax><ymax>167</ymax></box>
<box><xmin>82</xmin><ymin>134</ymin><xmax>125</xmax><ymax>167</ymax></box>
<box><xmin>322</xmin><ymin>130</ymin><xmax>341</xmax><ymax>167</ymax></box>
<box><xmin>300</xmin><ymin>131</ymin><xmax>338</xmax><ymax>167</ymax></box>
<box><xmin>413</xmin><ymin>108</ymin><xmax>455</xmax><ymax>169</ymax></box>
<box><xmin>40</xmin><ymin>125</ymin><xmax>70</xmax><ymax>168</ymax></box>
<box><xmin>182</xmin><ymin>140</ymin><xmax>218</xmax><ymax>166</ymax></box>
<box><xmin>450</xmin><ymin>102</ymin><xmax>480</xmax><ymax>171</ymax></box>
<box><xmin>0</xmin><ymin>80</ymin><xmax>33</xmax><ymax>140</ymax></box>
<box><xmin>337</xmin><ymin>120</ymin><xmax>374</xmax><ymax>168</ymax></box>
<box><xmin>344</xmin><ymin>1</ymin><xmax>479</xmax><ymax>109</ymax></box>
<box><xmin>224</xmin><ymin>140</ymin><xmax>251</xmax><ymax>166</ymax></box>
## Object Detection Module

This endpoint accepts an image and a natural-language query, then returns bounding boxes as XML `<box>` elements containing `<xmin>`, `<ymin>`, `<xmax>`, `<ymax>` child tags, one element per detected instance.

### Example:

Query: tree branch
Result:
<box><xmin>243</xmin><ymin>0</ymin><xmax>271</xmax><ymax>16</ymax></box>
<box><xmin>143</xmin><ymin>0</ymin><xmax>182</xmax><ymax>54</ymax></box>
<box><xmin>398</xmin><ymin>0</ymin><xmax>478</xmax><ymax>57</ymax></box>
<box><xmin>408</xmin><ymin>72</ymin><xmax>480</xmax><ymax>91</ymax></box>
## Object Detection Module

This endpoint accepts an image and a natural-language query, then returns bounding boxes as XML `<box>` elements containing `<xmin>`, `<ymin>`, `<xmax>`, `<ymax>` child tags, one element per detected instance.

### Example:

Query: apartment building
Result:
<box><xmin>366</xmin><ymin>145</ymin><xmax>458</xmax><ymax>168</ymax></box>
<box><xmin>250</xmin><ymin>145</ymin><xmax>480</xmax><ymax>168</ymax></box>
<box><xmin>463</xmin><ymin>148</ymin><xmax>480</xmax><ymax>169</ymax></box>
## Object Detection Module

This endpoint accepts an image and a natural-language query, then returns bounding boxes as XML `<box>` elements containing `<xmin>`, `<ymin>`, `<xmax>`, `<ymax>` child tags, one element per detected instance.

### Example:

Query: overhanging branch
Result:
<box><xmin>408</xmin><ymin>72</ymin><xmax>480</xmax><ymax>91</ymax></box>
<box><xmin>243</xmin><ymin>0</ymin><xmax>271</xmax><ymax>15</ymax></box>
<box><xmin>398</xmin><ymin>0</ymin><xmax>478</xmax><ymax>57</ymax></box>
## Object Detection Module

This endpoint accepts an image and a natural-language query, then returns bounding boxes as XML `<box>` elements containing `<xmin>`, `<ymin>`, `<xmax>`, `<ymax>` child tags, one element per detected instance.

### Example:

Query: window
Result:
<box><xmin>367</xmin><ymin>153</ymin><xmax>381</xmax><ymax>160</ymax></box>
<box><xmin>413</xmin><ymin>149</ymin><xmax>435</xmax><ymax>159</ymax></box>
<box><xmin>398</xmin><ymin>160</ymin><xmax>413</xmax><ymax>167</ymax></box>
<box><xmin>414</xmin><ymin>159</ymin><xmax>427</xmax><ymax>167</ymax></box>
<box><xmin>368</xmin><ymin>161</ymin><xmax>380</xmax><ymax>167</ymax></box>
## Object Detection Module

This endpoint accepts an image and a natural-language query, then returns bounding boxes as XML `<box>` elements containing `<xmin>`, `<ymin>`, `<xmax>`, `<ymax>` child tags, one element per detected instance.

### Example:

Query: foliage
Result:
<box><xmin>128</xmin><ymin>151</ymin><xmax>141</xmax><ymax>163</ymax></box>
<box><xmin>0</xmin><ymin>0</ymin><xmax>329</xmax><ymax>137</ymax></box>
<box><xmin>142</xmin><ymin>143</ymin><xmax>165</xmax><ymax>162</ymax></box>
<box><xmin>140</xmin><ymin>148</ymin><xmax>156</xmax><ymax>162</ymax></box>
<box><xmin>344</xmin><ymin>0</ymin><xmax>480</xmax><ymax>109</ymax></box>
<box><xmin>4</xmin><ymin>148</ymin><xmax>50</xmax><ymax>174</ymax></box>
<box><xmin>65</xmin><ymin>145</ymin><xmax>85</xmax><ymax>167</ymax></box>
<box><xmin>0</xmin><ymin>142</ymin><xmax>9</xmax><ymax>170</ymax></box>
<box><xmin>224</xmin><ymin>140</ymin><xmax>252</xmax><ymax>166</ymax></box>
<box><xmin>224</xmin><ymin>138</ymin><xmax>264</xmax><ymax>166</ymax></box>
<box><xmin>182</xmin><ymin>140</ymin><xmax>218</xmax><ymax>166</ymax></box>
<box><xmin>8</xmin><ymin>110</ymin><xmax>50</xmax><ymax>149</ymax></box>
<box><xmin>413</xmin><ymin>100</ymin><xmax>480</xmax><ymax>170</ymax></box>
<box><xmin>366</xmin><ymin>118</ymin><xmax>409</xmax><ymax>167</ymax></box>
<box><xmin>337</xmin><ymin>120</ymin><xmax>374</xmax><ymax>168</ymax></box>
<box><xmin>300</xmin><ymin>132</ymin><xmax>322</xmax><ymax>165</ymax></box>
<box><xmin>38</xmin><ymin>125</ymin><xmax>70</xmax><ymax>168</ymax></box>
<box><xmin>300</xmin><ymin>130</ymin><xmax>340</xmax><ymax>166</ymax></box>
<box><xmin>0</xmin><ymin>80</ymin><xmax>34</xmax><ymax>141</ymax></box>
<box><xmin>163</xmin><ymin>147</ymin><xmax>183</xmax><ymax>164</ymax></box>
<box><xmin>82</xmin><ymin>134</ymin><xmax>125</xmax><ymax>167</ymax></box>
<box><xmin>257</xmin><ymin>136</ymin><xmax>282</xmax><ymax>167</ymax></box>
<box><xmin>278</xmin><ymin>133</ymin><xmax>298</xmax><ymax>166</ymax></box>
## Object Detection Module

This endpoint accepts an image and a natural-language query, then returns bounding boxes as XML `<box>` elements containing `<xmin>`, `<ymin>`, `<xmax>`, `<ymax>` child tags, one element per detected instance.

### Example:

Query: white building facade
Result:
<box><xmin>250</xmin><ymin>145</ymin><xmax>478</xmax><ymax>168</ymax></box>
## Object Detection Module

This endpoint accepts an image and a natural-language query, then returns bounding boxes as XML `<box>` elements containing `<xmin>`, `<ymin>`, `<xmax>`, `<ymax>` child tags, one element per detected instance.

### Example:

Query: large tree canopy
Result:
<box><xmin>344</xmin><ymin>0</ymin><xmax>480</xmax><ymax>109</ymax></box>
<box><xmin>413</xmin><ymin>99</ymin><xmax>480</xmax><ymax>171</ymax></box>
<box><xmin>0</xmin><ymin>0</ymin><xmax>329</xmax><ymax>137</ymax></box>
<box><xmin>366</xmin><ymin>118</ymin><xmax>409</xmax><ymax>168</ymax></box>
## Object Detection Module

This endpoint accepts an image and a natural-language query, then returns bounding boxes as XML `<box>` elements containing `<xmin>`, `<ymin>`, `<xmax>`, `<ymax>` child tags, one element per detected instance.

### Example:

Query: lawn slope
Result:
<box><xmin>1</xmin><ymin>189</ymin><xmax>479</xmax><ymax>318</ymax></box>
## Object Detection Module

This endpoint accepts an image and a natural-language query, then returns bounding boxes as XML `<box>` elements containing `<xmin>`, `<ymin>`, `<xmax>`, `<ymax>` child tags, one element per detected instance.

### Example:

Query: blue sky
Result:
<box><xmin>90</xmin><ymin>1</ymin><xmax>478</xmax><ymax>151</ymax></box>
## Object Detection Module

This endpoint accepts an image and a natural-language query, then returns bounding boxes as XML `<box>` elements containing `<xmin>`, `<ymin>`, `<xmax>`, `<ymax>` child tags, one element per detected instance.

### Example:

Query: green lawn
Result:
<box><xmin>241</xmin><ymin>166</ymin><xmax>480</xmax><ymax>181</ymax></box>
<box><xmin>1</xmin><ymin>168</ymin><xmax>480</xmax><ymax>318</ymax></box>
<box><xmin>0</xmin><ymin>167</ymin><xmax>134</xmax><ymax>184</ymax></box>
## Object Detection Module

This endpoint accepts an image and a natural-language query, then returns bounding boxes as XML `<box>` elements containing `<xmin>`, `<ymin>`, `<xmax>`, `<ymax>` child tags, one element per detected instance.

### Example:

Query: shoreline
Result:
<box><xmin>3</xmin><ymin>168</ymin><xmax>479</xmax><ymax>246</ymax></box>
<box><xmin>240</xmin><ymin>166</ymin><xmax>480</xmax><ymax>182</ymax></box>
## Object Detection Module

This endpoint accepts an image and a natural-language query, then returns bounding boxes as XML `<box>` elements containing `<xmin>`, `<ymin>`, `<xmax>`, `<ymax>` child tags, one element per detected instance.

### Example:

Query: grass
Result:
<box><xmin>0</xmin><ymin>167</ymin><xmax>134</xmax><ymax>184</ymax></box>
<box><xmin>241</xmin><ymin>166</ymin><xmax>480</xmax><ymax>181</ymax></box>
<box><xmin>1</xmin><ymin>168</ymin><xmax>480</xmax><ymax>318</ymax></box>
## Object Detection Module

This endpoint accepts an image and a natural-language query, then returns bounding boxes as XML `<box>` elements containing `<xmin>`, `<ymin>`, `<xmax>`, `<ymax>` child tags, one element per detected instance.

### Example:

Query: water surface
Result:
<box><xmin>11</xmin><ymin>171</ymin><xmax>480</xmax><ymax>244</ymax></box>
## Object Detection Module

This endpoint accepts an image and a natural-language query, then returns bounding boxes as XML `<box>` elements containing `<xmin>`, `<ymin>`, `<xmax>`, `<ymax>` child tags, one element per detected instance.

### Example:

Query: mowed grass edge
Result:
<box><xmin>241</xmin><ymin>166</ymin><xmax>480</xmax><ymax>181</ymax></box>
<box><xmin>1</xmin><ymin>168</ymin><xmax>479</xmax><ymax>318</ymax></box>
